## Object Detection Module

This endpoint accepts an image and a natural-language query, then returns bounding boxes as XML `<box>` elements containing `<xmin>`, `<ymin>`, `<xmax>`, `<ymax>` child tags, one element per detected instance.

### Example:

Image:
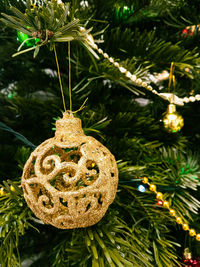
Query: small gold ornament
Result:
<box><xmin>21</xmin><ymin>112</ymin><xmax>118</xmax><ymax>229</ymax></box>
<box><xmin>163</xmin><ymin>104</ymin><xmax>184</xmax><ymax>133</ymax></box>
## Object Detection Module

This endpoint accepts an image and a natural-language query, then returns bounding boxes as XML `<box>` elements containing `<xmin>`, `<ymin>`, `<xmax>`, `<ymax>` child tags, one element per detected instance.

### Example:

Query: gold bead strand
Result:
<box><xmin>140</xmin><ymin>177</ymin><xmax>200</xmax><ymax>241</ymax></box>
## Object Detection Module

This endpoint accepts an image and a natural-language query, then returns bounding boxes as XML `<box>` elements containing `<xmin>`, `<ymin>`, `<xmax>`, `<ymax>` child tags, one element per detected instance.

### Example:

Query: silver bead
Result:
<box><xmin>119</xmin><ymin>66</ymin><xmax>127</xmax><ymax>73</ymax></box>
<box><xmin>125</xmin><ymin>71</ymin><xmax>132</xmax><ymax>78</ymax></box>
<box><xmin>114</xmin><ymin>62</ymin><xmax>119</xmax><ymax>67</ymax></box>
<box><xmin>98</xmin><ymin>48</ymin><xmax>103</xmax><ymax>54</ymax></box>
<box><xmin>136</xmin><ymin>78</ymin><xmax>142</xmax><ymax>85</ymax></box>
<box><xmin>109</xmin><ymin>57</ymin><xmax>114</xmax><ymax>63</ymax></box>
<box><xmin>183</xmin><ymin>97</ymin><xmax>189</xmax><ymax>103</ymax></box>
<box><xmin>195</xmin><ymin>94</ymin><xmax>200</xmax><ymax>100</ymax></box>
<box><xmin>130</xmin><ymin>75</ymin><xmax>136</xmax><ymax>81</ymax></box>
<box><xmin>141</xmin><ymin>82</ymin><xmax>147</xmax><ymax>87</ymax></box>
<box><xmin>189</xmin><ymin>96</ymin><xmax>195</xmax><ymax>102</ymax></box>
<box><xmin>152</xmin><ymin>90</ymin><xmax>158</xmax><ymax>94</ymax></box>
<box><xmin>93</xmin><ymin>44</ymin><xmax>98</xmax><ymax>50</ymax></box>
<box><xmin>147</xmin><ymin>85</ymin><xmax>153</xmax><ymax>91</ymax></box>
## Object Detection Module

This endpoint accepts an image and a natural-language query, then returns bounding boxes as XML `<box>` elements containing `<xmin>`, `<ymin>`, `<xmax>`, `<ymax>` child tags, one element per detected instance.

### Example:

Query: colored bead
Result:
<box><xmin>138</xmin><ymin>185</ymin><xmax>146</xmax><ymax>193</ymax></box>
<box><xmin>189</xmin><ymin>229</ymin><xmax>196</xmax><ymax>236</ymax></box>
<box><xmin>176</xmin><ymin>217</ymin><xmax>182</xmax><ymax>224</ymax></box>
<box><xmin>182</xmin><ymin>224</ymin><xmax>189</xmax><ymax>231</ymax></box>
<box><xmin>196</xmin><ymin>234</ymin><xmax>200</xmax><ymax>241</ymax></box>
<box><xmin>149</xmin><ymin>184</ymin><xmax>156</xmax><ymax>192</ymax></box>
<box><xmin>163</xmin><ymin>200</ymin><xmax>169</xmax><ymax>208</ymax></box>
<box><xmin>156</xmin><ymin>200</ymin><xmax>163</xmax><ymax>206</ymax></box>
<box><xmin>142</xmin><ymin>177</ymin><xmax>148</xmax><ymax>184</ymax></box>
<box><xmin>169</xmin><ymin>209</ymin><xmax>175</xmax><ymax>216</ymax></box>
<box><xmin>156</xmin><ymin>192</ymin><xmax>163</xmax><ymax>200</ymax></box>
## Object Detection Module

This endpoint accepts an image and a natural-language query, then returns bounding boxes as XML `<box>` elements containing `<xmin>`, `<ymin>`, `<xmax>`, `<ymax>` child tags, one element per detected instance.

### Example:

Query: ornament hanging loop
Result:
<box><xmin>53</xmin><ymin>45</ymin><xmax>67</xmax><ymax>112</ymax></box>
<box><xmin>168</xmin><ymin>62</ymin><xmax>177</xmax><ymax>104</ymax></box>
<box><xmin>68</xmin><ymin>41</ymin><xmax>72</xmax><ymax>111</ymax></box>
<box><xmin>168</xmin><ymin>62</ymin><xmax>175</xmax><ymax>93</ymax></box>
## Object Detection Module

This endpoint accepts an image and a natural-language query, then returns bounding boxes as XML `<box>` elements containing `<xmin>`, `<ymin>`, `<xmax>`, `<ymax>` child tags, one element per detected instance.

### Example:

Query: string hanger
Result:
<box><xmin>53</xmin><ymin>43</ymin><xmax>88</xmax><ymax>115</ymax></box>
<box><xmin>168</xmin><ymin>62</ymin><xmax>176</xmax><ymax>104</ymax></box>
<box><xmin>68</xmin><ymin>41</ymin><xmax>72</xmax><ymax>111</ymax></box>
<box><xmin>53</xmin><ymin>45</ymin><xmax>67</xmax><ymax>112</ymax></box>
<box><xmin>53</xmin><ymin>42</ymin><xmax>72</xmax><ymax>113</ymax></box>
<box><xmin>168</xmin><ymin>62</ymin><xmax>175</xmax><ymax>93</ymax></box>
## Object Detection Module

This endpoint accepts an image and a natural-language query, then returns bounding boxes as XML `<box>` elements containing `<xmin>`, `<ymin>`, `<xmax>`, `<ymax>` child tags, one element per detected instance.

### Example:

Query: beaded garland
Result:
<box><xmin>140</xmin><ymin>176</ymin><xmax>200</xmax><ymax>241</ymax></box>
<box><xmin>85</xmin><ymin>31</ymin><xmax>200</xmax><ymax>105</ymax></box>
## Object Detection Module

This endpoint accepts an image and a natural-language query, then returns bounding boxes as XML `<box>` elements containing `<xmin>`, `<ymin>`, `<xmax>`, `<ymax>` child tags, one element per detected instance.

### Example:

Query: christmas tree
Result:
<box><xmin>0</xmin><ymin>0</ymin><xmax>200</xmax><ymax>266</ymax></box>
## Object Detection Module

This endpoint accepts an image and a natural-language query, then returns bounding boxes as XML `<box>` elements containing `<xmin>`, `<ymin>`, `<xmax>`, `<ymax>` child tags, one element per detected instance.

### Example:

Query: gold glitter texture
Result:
<box><xmin>21</xmin><ymin>112</ymin><xmax>118</xmax><ymax>229</ymax></box>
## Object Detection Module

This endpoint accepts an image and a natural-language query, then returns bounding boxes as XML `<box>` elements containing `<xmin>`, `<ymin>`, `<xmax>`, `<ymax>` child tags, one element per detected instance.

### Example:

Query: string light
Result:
<box><xmin>138</xmin><ymin>184</ymin><xmax>146</xmax><ymax>193</ymax></box>
<box><xmin>0</xmin><ymin>185</ymin><xmax>16</xmax><ymax>196</ymax></box>
<box><xmin>140</xmin><ymin>176</ymin><xmax>200</xmax><ymax>241</ymax></box>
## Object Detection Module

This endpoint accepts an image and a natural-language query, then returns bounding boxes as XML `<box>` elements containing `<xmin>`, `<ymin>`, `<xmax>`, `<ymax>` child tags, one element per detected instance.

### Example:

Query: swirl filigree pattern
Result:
<box><xmin>22</xmin><ymin>112</ymin><xmax>118</xmax><ymax>229</ymax></box>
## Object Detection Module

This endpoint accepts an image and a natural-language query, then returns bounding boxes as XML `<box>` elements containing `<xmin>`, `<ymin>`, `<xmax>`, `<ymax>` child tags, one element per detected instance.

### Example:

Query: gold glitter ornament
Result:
<box><xmin>163</xmin><ymin>104</ymin><xmax>184</xmax><ymax>133</ymax></box>
<box><xmin>21</xmin><ymin>111</ymin><xmax>118</xmax><ymax>229</ymax></box>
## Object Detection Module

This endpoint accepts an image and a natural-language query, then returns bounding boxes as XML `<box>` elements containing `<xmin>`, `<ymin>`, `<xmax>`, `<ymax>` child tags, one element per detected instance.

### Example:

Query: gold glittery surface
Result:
<box><xmin>21</xmin><ymin>111</ymin><xmax>118</xmax><ymax>229</ymax></box>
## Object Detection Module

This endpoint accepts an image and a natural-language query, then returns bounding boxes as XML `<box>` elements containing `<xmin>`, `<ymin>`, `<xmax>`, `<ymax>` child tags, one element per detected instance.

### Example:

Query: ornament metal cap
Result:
<box><xmin>55</xmin><ymin>111</ymin><xmax>84</xmax><ymax>140</ymax></box>
<box><xmin>167</xmin><ymin>104</ymin><xmax>176</xmax><ymax>113</ymax></box>
<box><xmin>184</xmin><ymin>248</ymin><xmax>192</xmax><ymax>259</ymax></box>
